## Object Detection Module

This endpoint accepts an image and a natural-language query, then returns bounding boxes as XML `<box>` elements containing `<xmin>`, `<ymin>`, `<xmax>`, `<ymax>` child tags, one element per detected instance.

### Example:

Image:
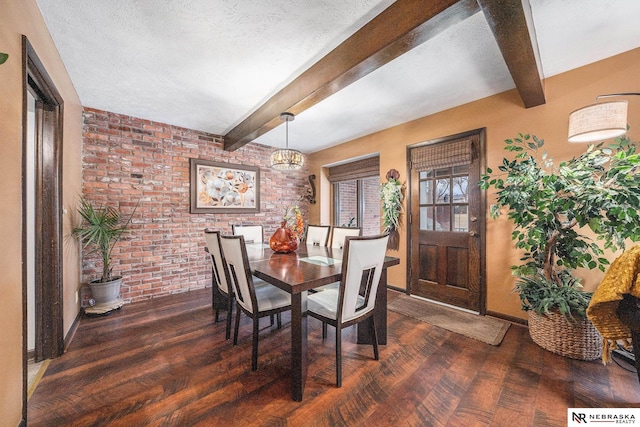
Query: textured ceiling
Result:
<box><xmin>36</xmin><ymin>0</ymin><xmax>640</xmax><ymax>154</ymax></box>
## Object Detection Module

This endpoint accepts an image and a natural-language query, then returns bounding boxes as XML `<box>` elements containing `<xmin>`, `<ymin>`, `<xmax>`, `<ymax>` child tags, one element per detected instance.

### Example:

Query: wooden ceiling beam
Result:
<box><xmin>477</xmin><ymin>0</ymin><xmax>546</xmax><ymax>108</ymax></box>
<box><xmin>223</xmin><ymin>0</ymin><xmax>480</xmax><ymax>151</ymax></box>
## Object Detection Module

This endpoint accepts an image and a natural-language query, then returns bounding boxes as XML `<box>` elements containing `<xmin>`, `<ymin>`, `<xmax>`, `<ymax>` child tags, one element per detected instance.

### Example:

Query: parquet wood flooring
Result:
<box><xmin>28</xmin><ymin>288</ymin><xmax>640</xmax><ymax>426</ymax></box>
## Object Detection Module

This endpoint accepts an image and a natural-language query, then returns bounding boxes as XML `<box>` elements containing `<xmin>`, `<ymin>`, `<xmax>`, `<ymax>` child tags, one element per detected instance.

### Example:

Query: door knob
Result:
<box><xmin>469</xmin><ymin>231</ymin><xmax>478</xmax><ymax>237</ymax></box>
<box><xmin>470</xmin><ymin>216</ymin><xmax>477</xmax><ymax>222</ymax></box>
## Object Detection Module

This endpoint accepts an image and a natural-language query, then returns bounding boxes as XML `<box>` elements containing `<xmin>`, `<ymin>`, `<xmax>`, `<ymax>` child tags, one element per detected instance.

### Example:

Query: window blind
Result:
<box><xmin>327</xmin><ymin>156</ymin><xmax>380</xmax><ymax>182</ymax></box>
<box><xmin>411</xmin><ymin>137</ymin><xmax>475</xmax><ymax>171</ymax></box>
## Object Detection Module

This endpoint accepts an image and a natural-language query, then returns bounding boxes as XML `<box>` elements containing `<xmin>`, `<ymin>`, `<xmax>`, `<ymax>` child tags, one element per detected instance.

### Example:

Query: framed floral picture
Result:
<box><xmin>190</xmin><ymin>159</ymin><xmax>260</xmax><ymax>213</ymax></box>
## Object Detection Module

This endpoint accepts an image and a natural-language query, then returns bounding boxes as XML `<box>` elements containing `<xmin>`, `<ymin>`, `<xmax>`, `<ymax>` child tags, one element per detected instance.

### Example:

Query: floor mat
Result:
<box><xmin>388</xmin><ymin>294</ymin><xmax>510</xmax><ymax>345</ymax></box>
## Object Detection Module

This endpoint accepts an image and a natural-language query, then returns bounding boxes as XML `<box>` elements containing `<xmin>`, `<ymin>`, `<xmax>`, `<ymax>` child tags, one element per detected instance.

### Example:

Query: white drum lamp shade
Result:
<box><xmin>567</xmin><ymin>100</ymin><xmax>628</xmax><ymax>143</ymax></box>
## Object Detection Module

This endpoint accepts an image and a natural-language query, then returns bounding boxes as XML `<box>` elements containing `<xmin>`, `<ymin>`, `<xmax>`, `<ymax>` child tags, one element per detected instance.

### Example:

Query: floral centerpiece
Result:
<box><xmin>283</xmin><ymin>204</ymin><xmax>304</xmax><ymax>239</ymax></box>
<box><xmin>269</xmin><ymin>204</ymin><xmax>304</xmax><ymax>253</ymax></box>
<box><xmin>380</xmin><ymin>168</ymin><xmax>405</xmax><ymax>250</ymax></box>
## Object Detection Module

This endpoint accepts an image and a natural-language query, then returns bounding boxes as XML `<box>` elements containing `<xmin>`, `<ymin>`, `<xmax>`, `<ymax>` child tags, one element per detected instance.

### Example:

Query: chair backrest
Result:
<box><xmin>219</xmin><ymin>235</ymin><xmax>258</xmax><ymax>314</ymax></box>
<box><xmin>232</xmin><ymin>224</ymin><xmax>263</xmax><ymax>244</ymax></box>
<box><xmin>305</xmin><ymin>225</ymin><xmax>331</xmax><ymax>246</ymax></box>
<box><xmin>338</xmin><ymin>234</ymin><xmax>389</xmax><ymax>323</ymax></box>
<box><xmin>203</xmin><ymin>229</ymin><xmax>230</xmax><ymax>295</ymax></box>
<box><xmin>330</xmin><ymin>226</ymin><xmax>361</xmax><ymax>249</ymax></box>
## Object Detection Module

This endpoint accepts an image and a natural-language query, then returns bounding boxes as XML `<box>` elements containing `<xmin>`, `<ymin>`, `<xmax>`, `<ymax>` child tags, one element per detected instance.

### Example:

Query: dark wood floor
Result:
<box><xmin>28</xmin><ymin>288</ymin><xmax>639</xmax><ymax>426</ymax></box>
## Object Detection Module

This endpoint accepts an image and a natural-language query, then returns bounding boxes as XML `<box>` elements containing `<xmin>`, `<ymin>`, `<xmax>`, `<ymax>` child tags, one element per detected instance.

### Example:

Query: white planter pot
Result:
<box><xmin>89</xmin><ymin>277</ymin><xmax>123</xmax><ymax>305</ymax></box>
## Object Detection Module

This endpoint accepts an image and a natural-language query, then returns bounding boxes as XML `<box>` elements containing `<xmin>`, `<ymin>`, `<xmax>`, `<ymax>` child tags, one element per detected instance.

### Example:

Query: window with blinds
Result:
<box><xmin>328</xmin><ymin>156</ymin><xmax>380</xmax><ymax>235</ymax></box>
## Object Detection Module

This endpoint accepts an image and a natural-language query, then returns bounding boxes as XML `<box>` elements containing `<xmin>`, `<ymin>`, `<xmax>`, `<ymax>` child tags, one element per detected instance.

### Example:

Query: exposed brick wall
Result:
<box><xmin>80</xmin><ymin>107</ymin><xmax>309</xmax><ymax>303</ymax></box>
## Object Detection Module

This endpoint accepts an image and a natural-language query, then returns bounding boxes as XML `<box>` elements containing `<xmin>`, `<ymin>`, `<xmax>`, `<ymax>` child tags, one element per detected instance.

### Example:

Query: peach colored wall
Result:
<box><xmin>0</xmin><ymin>0</ymin><xmax>83</xmax><ymax>424</ymax></box>
<box><xmin>309</xmin><ymin>48</ymin><xmax>640</xmax><ymax>321</ymax></box>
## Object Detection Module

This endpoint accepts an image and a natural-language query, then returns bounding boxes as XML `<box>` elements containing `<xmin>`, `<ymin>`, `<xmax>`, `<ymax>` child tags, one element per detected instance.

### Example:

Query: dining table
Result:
<box><xmin>244</xmin><ymin>242</ymin><xmax>400</xmax><ymax>401</ymax></box>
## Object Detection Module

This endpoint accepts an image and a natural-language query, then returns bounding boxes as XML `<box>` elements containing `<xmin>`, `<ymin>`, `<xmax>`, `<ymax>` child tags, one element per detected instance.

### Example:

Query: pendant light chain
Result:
<box><xmin>285</xmin><ymin>116</ymin><xmax>289</xmax><ymax>149</ymax></box>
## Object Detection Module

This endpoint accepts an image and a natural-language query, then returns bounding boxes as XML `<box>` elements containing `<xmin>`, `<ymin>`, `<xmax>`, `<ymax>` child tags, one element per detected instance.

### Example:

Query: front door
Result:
<box><xmin>408</xmin><ymin>129</ymin><xmax>485</xmax><ymax>313</ymax></box>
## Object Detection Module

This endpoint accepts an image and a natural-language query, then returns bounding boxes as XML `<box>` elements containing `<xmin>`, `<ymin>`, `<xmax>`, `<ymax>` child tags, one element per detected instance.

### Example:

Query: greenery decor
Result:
<box><xmin>480</xmin><ymin>133</ymin><xmax>640</xmax><ymax>318</ymax></box>
<box><xmin>72</xmin><ymin>197</ymin><xmax>137</xmax><ymax>283</ymax></box>
<box><xmin>0</xmin><ymin>53</ymin><xmax>8</xmax><ymax>65</ymax></box>
<box><xmin>380</xmin><ymin>168</ymin><xmax>405</xmax><ymax>250</ymax></box>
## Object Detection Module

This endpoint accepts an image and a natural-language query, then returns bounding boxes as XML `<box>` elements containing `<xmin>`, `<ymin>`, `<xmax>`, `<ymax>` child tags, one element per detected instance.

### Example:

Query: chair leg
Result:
<box><xmin>270</xmin><ymin>314</ymin><xmax>275</xmax><ymax>326</ymax></box>
<box><xmin>212</xmin><ymin>286</ymin><xmax>217</xmax><ymax>319</ymax></box>
<box><xmin>233</xmin><ymin>306</ymin><xmax>241</xmax><ymax>345</ymax></box>
<box><xmin>322</xmin><ymin>322</ymin><xmax>327</xmax><ymax>339</ymax></box>
<box><xmin>336</xmin><ymin>326</ymin><xmax>342</xmax><ymax>387</ymax></box>
<box><xmin>371</xmin><ymin>316</ymin><xmax>379</xmax><ymax>360</ymax></box>
<box><xmin>214</xmin><ymin>308</ymin><xmax>220</xmax><ymax>323</ymax></box>
<box><xmin>252</xmin><ymin>317</ymin><xmax>259</xmax><ymax>371</ymax></box>
<box><xmin>225</xmin><ymin>297</ymin><xmax>233</xmax><ymax>340</ymax></box>
<box><xmin>277</xmin><ymin>312</ymin><xmax>282</xmax><ymax>329</ymax></box>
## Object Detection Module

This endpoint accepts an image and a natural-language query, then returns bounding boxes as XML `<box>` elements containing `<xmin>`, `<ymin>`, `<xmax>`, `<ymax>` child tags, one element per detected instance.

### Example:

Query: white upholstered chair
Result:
<box><xmin>204</xmin><ymin>229</ymin><xmax>275</xmax><ymax>340</ymax></box>
<box><xmin>330</xmin><ymin>226</ymin><xmax>361</xmax><ymax>249</ymax></box>
<box><xmin>204</xmin><ymin>229</ymin><xmax>234</xmax><ymax>339</ymax></box>
<box><xmin>304</xmin><ymin>224</ymin><xmax>331</xmax><ymax>247</ymax></box>
<box><xmin>232</xmin><ymin>224</ymin><xmax>263</xmax><ymax>244</ymax></box>
<box><xmin>220</xmin><ymin>234</ymin><xmax>291</xmax><ymax>371</ymax></box>
<box><xmin>307</xmin><ymin>233</ymin><xmax>389</xmax><ymax>387</ymax></box>
<box><xmin>311</xmin><ymin>226</ymin><xmax>363</xmax><ymax>293</ymax></box>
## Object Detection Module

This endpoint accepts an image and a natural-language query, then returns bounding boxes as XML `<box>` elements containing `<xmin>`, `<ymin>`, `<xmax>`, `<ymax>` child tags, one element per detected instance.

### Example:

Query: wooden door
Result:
<box><xmin>409</xmin><ymin>130</ymin><xmax>485</xmax><ymax>313</ymax></box>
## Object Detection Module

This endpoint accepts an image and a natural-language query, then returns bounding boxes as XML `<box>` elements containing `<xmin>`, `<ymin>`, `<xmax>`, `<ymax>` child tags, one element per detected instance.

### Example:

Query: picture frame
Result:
<box><xmin>190</xmin><ymin>159</ymin><xmax>260</xmax><ymax>213</ymax></box>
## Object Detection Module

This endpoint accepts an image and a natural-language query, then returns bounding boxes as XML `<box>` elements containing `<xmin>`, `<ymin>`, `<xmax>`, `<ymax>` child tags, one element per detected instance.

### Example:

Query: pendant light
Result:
<box><xmin>568</xmin><ymin>93</ymin><xmax>639</xmax><ymax>143</ymax></box>
<box><xmin>270</xmin><ymin>112</ymin><xmax>304</xmax><ymax>170</ymax></box>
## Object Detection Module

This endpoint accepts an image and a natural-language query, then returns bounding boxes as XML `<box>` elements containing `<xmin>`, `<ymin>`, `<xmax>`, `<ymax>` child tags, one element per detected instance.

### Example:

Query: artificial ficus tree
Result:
<box><xmin>480</xmin><ymin>133</ymin><xmax>640</xmax><ymax>317</ymax></box>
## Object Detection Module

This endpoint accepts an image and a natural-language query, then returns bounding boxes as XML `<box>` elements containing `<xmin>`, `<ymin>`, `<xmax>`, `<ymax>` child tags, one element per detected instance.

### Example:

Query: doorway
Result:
<box><xmin>407</xmin><ymin>129</ymin><xmax>486</xmax><ymax>313</ymax></box>
<box><xmin>22</xmin><ymin>35</ymin><xmax>64</xmax><ymax>416</ymax></box>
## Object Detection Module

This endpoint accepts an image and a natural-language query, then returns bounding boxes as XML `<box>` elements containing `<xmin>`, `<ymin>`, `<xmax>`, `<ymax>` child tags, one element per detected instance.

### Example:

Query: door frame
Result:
<box><xmin>22</xmin><ymin>35</ymin><xmax>64</xmax><ymax>419</ymax></box>
<box><xmin>405</xmin><ymin>128</ymin><xmax>487</xmax><ymax>314</ymax></box>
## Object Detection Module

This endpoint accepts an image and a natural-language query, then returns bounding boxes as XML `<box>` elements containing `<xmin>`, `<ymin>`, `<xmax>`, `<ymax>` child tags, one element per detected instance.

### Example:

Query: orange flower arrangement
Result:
<box><xmin>283</xmin><ymin>205</ymin><xmax>304</xmax><ymax>239</ymax></box>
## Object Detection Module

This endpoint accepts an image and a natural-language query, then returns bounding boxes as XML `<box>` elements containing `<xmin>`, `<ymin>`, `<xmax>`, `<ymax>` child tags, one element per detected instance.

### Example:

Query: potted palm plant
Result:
<box><xmin>480</xmin><ymin>133</ymin><xmax>640</xmax><ymax>359</ymax></box>
<box><xmin>72</xmin><ymin>197</ymin><xmax>137</xmax><ymax>305</ymax></box>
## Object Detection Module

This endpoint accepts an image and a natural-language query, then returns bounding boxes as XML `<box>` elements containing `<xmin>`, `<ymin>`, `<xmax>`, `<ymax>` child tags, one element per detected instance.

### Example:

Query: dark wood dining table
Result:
<box><xmin>244</xmin><ymin>242</ymin><xmax>400</xmax><ymax>401</ymax></box>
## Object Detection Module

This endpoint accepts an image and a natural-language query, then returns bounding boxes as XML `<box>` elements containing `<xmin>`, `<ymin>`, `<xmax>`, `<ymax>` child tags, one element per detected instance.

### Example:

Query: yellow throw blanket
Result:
<box><xmin>586</xmin><ymin>245</ymin><xmax>640</xmax><ymax>364</ymax></box>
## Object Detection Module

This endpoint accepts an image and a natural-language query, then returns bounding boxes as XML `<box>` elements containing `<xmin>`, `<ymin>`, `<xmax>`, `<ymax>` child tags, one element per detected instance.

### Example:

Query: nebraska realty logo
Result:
<box><xmin>568</xmin><ymin>409</ymin><xmax>639</xmax><ymax>425</ymax></box>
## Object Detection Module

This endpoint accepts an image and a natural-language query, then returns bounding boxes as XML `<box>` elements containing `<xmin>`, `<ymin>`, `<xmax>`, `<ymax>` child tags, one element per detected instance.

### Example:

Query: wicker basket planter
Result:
<box><xmin>528</xmin><ymin>310</ymin><xmax>603</xmax><ymax>361</ymax></box>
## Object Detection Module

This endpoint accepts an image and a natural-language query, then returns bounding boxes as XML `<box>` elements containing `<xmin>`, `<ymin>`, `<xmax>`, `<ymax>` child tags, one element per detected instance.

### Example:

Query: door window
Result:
<box><xmin>418</xmin><ymin>165</ymin><xmax>469</xmax><ymax>232</ymax></box>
